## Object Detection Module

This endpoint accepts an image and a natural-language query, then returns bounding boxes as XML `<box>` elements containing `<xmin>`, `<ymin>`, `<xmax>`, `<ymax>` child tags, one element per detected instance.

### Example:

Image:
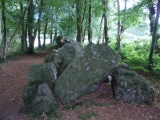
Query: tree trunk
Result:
<box><xmin>76</xmin><ymin>0</ymin><xmax>86</xmax><ymax>43</ymax></box>
<box><xmin>43</xmin><ymin>18</ymin><xmax>48</xmax><ymax>49</ymax></box>
<box><xmin>33</xmin><ymin>0</ymin><xmax>44</xmax><ymax>41</ymax></box>
<box><xmin>54</xmin><ymin>26</ymin><xmax>57</xmax><ymax>42</ymax></box>
<box><xmin>36</xmin><ymin>0</ymin><xmax>44</xmax><ymax>49</ymax></box>
<box><xmin>88</xmin><ymin>0</ymin><xmax>92</xmax><ymax>43</ymax></box>
<box><xmin>97</xmin><ymin>14</ymin><xmax>104</xmax><ymax>43</ymax></box>
<box><xmin>76</xmin><ymin>2</ymin><xmax>83</xmax><ymax>43</ymax></box>
<box><xmin>116</xmin><ymin>0</ymin><xmax>121</xmax><ymax>53</ymax></box>
<box><xmin>50</xmin><ymin>22</ymin><xmax>53</xmax><ymax>44</ymax></box>
<box><xmin>1</xmin><ymin>0</ymin><xmax>7</xmax><ymax>61</ymax></box>
<box><xmin>148</xmin><ymin>0</ymin><xmax>155</xmax><ymax>34</ymax></box>
<box><xmin>20</xmin><ymin>1</ymin><xmax>28</xmax><ymax>52</ymax></box>
<box><xmin>38</xmin><ymin>24</ymin><xmax>41</xmax><ymax>48</ymax></box>
<box><xmin>148</xmin><ymin>0</ymin><xmax>160</xmax><ymax>70</ymax></box>
<box><xmin>27</xmin><ymin>0</ymin><xmax>35</xmax><ymax>54</ymax></box>
<box><xmin>0</xmin><ymin>10</ymin><xmax>2</xmax><ymax>46</ymax></box>
<box><xmin>68</xmin><ymin>15</ymin><xmax>71</xmax><ymax>37</ymax></box>
<box><xmin>102</xmin><ymin>0</ymin><xmax>109</xmax><ymax>44</ymax></box>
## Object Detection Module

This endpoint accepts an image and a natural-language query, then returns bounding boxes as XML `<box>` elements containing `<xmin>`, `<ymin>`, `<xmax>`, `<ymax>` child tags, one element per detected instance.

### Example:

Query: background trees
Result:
<box><xmin>0</xmin><ymin>0</ymin><xmax>160</xmax><ymax>72</ymax></box>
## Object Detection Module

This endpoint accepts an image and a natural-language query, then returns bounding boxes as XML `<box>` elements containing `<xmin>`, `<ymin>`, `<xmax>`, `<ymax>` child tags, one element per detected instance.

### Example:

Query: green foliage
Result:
<box><xmin>120</xmin><ymin>0</ymin><xmax>148</xmax><ymax>29</ymax></box>
<box><xmin>7</xmin><ymin>39</ymin><xmax>23</xmax><ymax>58</ymax></box>
<box><xmin>152</xmin><ymin>55</ymin><xmax>160</xmax><ymax>74</ymax></box>
<box><xmin>121</xmin><ymin>38</ymin><xmax>160</xmax><ymax>74</ymax></box>
<box><xmin>121</xmin><ymin>42</ymin><xmax>148</xmax><ymax>71</ymax></box>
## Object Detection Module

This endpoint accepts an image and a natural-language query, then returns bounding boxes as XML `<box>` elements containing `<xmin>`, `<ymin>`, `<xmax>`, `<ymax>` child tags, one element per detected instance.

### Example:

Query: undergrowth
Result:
<box><xmin>119</xmin><ymin>39</ymin><xmax>160</xmax><ymax>76</ymax></box>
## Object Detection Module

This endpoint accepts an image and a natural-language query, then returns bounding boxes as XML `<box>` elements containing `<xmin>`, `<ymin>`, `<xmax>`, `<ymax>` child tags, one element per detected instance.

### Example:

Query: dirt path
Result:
<box><xmin>0</xmin><ymin>50</ymin><xmax>160</xmax><ymax>120</ymax></box>
<box><xmin>0</xmin><ymin>51</ymin><xmax>49</xmax><ymax>120</ymax></box>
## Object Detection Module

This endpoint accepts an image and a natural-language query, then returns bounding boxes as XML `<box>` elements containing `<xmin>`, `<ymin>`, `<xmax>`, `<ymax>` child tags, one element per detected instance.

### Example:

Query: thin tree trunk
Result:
<box><xmin>121</xmin><ymin>0</ymin><xmax>127</xmax><ymax>33</ymax></box>
<box><xmin>102</xmin><ymin>0</ymin><xmax>109</xmax><ymax>44</ymax></box>
<box><xmin>54</xmin><ymin>27</ymin><xmax>57</xmax><ymax>42</ymax></box>
<box><xmin>33</xmin><ymin>0</ymin><xmax>44</xmax><ymax>41</ymax></box>
<box><xmin>24</xmin><ymin>19</ymin><xmax>28</xmax><ymax>49</ymax></box>
<box><xmin>50</xmin><ymin>22</ymin><xmax>53</xmax><ymax>44</ymax></box>
<box><xmin>76</xmin><ymin>0</ymin><xmax>86</xmax><ymax>43</ymax></box>
<box><xmin>38</xmin><ymin>24</ymin><xmax>41</xmax><ymax>48</ymax></box>
<box><xmin>148</xmin><ymin>0</ymin><xmax>155</xmax><ymax>34</ymax></box>
<box><xmin>27</xmin><ymin>0</ymin><xmax>35</xmax><ymax>54</ymax></box>
<box><xmin>1</xmin><ymin>0</ymin><xmax>7</xmax><ymax>61</ymax></box>
<box><xmin>148</xmin><ymin>0</ymin><xmax>160</xmax><ymax>70</ymax></box>
<box><xmin>98</xmin><ymin>14</ymin><xmax>104</xmax><ymax>43</ymax></box>
<box><xmin>43</xmin><ymin>18</ymin><xmax>48</xmax><ymax>49</ymax></box>
<box><xmin>88</xmin><ymin>0</ymin><xmax>92</xmax><ymax>43</ymax></box>
<box><xmin>20</xmin><ymin>1</ymin><xmax>28</xmax><ymax>52</ymax></box>
<box><xmin>37</xmin><ymin>0</ymin><xmax>44</xmax><ymax>49</ymax></box>
<box><xmin>116</xmin><ymin>0</ymin><xmax>121</xmax><ymax>53</ymax></box>
<box><xmin>68</xmin><ymin>15</ymin><xmax>71</xmax><ymax>37</ymax></box>
<box><xmin>76</xmin><ymin>1</ymin><xmax>83</xmax><ymax>43</ymax></box>
<box><xmin>0</xmin><ymin>10</ymin><xmax>2</xmax><ymax>46</ymax></box>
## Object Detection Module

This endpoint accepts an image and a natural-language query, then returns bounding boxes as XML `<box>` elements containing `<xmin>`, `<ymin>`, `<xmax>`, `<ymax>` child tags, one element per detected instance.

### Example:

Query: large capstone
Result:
<box><xmin>32</xmin><ymin>83</ymin><xmax>58</xmax><ymax>113</ymax></box>
<box><xmin>111</xmin><ymin>67</ymin><xmax>155</xmax><ymax>104</ymax></box>
<box><xmin>54</xmin><ymin>43</ymin><xmax>121</xmax><ymax>104</ymax></box>
<box><xmin>45</xmin><ymin>42</ymin><xmax>83</xmax><ymax>76</ymax></box>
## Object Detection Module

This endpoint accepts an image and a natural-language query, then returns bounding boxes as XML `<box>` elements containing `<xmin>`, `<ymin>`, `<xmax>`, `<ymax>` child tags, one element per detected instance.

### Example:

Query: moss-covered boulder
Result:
<box><xmin>32</xmin><ymin>83</ymin><xmax>58</xmax><ymax>114</ymax></box>
<box><xmin>111</xmin><ymin>67</ymin><xmax>155</xmax><ymax>104</ymax></box>
<box><xmin>54</xmin><ymin>43</ymin><xmax>121</xmax><ymax>104</ymax></box>
<box><xmin>44</xmin><ymin>42</ymin><xmax>83</xmax><ymax>76</ymax></box>
<box><xmin>28</xmin><ymin>63</ymin><xmax>57</xmax><ymax>87</ymax></box>
<box><xmin>22</xmin><ymin>63</ymin><xmax>57</xmax><ymax>112</ymax></box>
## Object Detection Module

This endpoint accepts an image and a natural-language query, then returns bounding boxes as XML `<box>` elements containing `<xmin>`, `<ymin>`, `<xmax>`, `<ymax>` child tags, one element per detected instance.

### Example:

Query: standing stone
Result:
<box><xmin>32</xmin><ymin>83</ymin><xmax>58</xmax><ymax>113</ymax></box>
<box><xmin>54</xmin><ymin>43</ymin><xmax>121</xmax><ymax>104</ymax></box>
<box><xmin>111</xmin><ymin>67</ymin><xmax>155</xmax><ymax>104</ymax></box>
<box><xmin>28</xmin><ymin>63</ymin><xmax>57</xmax><ymax>87</ymax></box>
<box><xmin>22</xmin><ymin>63</ymin><xmax>57</xmax><ymax>112</ymax></box>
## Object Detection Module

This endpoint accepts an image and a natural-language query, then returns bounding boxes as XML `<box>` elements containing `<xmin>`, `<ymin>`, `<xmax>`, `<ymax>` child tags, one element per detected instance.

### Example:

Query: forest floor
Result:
<box><xmin>0</xmin><ymin>50</ymin><xmax>160</xmax><ymax>120</ymax></box>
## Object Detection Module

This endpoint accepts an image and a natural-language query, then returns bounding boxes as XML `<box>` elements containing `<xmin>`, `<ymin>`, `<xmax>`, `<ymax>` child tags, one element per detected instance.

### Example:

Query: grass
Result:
<box><xmin>47</xmin><ymin>111</ymin><xmax>62</xmax><ymax>119</ymax></box>
<box><xmin>30</xmin><ymin>99</ymin><xmax>116</xmax><ymax>119</ymax></box>
<box><xmin>63</xmin><ymin>102</ymin><xmax>84</xmax><ymax>110</ymax></box>
<box><xmin>31</xmin><ymin>111</ymin><xmax>62</xmax><ymax>119</ymax></box>
<box><xmin>83</xmin><ymin>99</ymin><xmax>117</xmax><ymax>107</ymax></box>
<box><xmin>78</xmin><ymin>111</ymin><xmax>98</xmax><ymax>120</ymax></box>
<box><xmin>0</xmin><ymin>63</ymin><xmax>5</xmax><ymax>69</ymax></box>
<box><xmin>63</xmin><ymin>99</ymin><xmax>117</xmax><ymax>111</ymax></box>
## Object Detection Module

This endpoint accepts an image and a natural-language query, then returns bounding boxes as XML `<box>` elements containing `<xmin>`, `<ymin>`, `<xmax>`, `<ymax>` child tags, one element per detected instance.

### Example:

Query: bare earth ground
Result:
<box><xmin>0</xmin><ymin>50</ymin><xmax>160</xmax><ymax>120</ymax></box>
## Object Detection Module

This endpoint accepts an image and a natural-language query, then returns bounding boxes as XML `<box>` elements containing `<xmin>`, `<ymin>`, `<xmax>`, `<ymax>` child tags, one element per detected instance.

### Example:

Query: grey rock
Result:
<box><xmin>111</xmin><ymin>67</ymin><xmax>154</xmax><ymax>104</ymax></box>
<box><xmin>32</xmin><ymin>83</ymin><xmax>58</xmax><ymax>113</ymax></box>
<box><xmin>23</xmin><ymin>85</ymin><xmax>38</xmax><ymax>110</ymax></box>
<box><xmin>44</xmin><ymin>42</ymin><xmax>83</xmax><ymax>76</ymax></box>
<box><xmin>55</xmin><ymin>36</ymin><xmax>71</xmax><ymax>46</ymax></box>
<box><xmin>37</xmin><ymin>83</ymin><xmax>53</xmax><ymax>96</ymax></box>
<box><xmin>54</xmin><ymin>43</ymin><xmax>121</xmax><ymax>104</ymax></box>
<box><xmin>28</xmin><ymin>63</ymin><xmax>57</xmax><ymax>87</ymax></box>
<box><xmin>22</xmin><ymin>63</ymin><xmax>57</xmax><ymax>112</ymax></box>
